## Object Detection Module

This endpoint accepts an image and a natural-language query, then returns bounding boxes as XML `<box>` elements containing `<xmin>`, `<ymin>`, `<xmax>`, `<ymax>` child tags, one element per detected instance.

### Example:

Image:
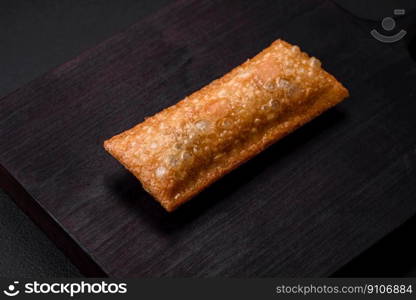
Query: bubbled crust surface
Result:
<box><xmin>104</xmin><ymin>39</ymin><xmax>349</xmax><ymax>212</ymax></box>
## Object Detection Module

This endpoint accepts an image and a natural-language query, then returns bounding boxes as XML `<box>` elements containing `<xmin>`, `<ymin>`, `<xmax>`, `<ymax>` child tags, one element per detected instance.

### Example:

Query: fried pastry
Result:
<box><xmin>104</xmin><ymin>39</ymin><xmax>349</xmax><ymax>212</ymax></box>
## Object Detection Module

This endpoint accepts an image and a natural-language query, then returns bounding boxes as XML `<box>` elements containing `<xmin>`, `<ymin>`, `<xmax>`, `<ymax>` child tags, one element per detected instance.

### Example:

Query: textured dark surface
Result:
<box><xmin>1</xmin><ymin>0</ymin><xmax>416</xmax><ymax>277</ymax></box>
<box><xmin>334</xmin><ymin>215</ymin><xmax>416</xmax><ymax>277</ymax></box>
<box><xmin>0</xmin><ymin>0</ymin><xmax>172</xmax><ymax>278</ymax></box>
<box><xmin>0</xmin><ymin>189</ymin><xmax>81</xmax><ymax>277</ymax></box>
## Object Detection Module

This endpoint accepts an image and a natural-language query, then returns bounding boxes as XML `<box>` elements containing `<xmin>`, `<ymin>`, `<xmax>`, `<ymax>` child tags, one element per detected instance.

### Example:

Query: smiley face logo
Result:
<box><xmin>371</xmin><ymin>9</ymin><xmax>407</xmax><ymax>43</ymax></box>
<box><xmin>3</xmin><ymin>281</ymin><xmax>20</xmax><ymax>297</ymax></box>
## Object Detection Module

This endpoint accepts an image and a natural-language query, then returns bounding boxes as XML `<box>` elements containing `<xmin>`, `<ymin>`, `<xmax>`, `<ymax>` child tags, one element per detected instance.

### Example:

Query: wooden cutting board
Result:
<box><xmin>1</xmin><ymin>0</ymin><xmax>416</xmax><ymax>277</ymax></box>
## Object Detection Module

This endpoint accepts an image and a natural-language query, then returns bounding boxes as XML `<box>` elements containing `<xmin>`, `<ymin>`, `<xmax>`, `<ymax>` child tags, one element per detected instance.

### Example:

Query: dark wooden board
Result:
<box><xmin>1</xmin><ymin>0</ymin><xmax>416</xmax><ymax>277</ymax></box>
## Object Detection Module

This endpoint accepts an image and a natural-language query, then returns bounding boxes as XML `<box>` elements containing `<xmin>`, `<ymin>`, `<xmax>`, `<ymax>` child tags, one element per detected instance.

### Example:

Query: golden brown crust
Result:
<box><xmin>104</xmin><ymin>39</ymin><xmax>349</xmax><ymax>212</ymax></box>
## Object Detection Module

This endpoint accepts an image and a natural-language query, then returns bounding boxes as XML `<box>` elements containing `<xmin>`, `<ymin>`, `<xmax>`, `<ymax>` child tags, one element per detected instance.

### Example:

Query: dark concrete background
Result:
<box><xmin>1</xmin><ymin>0</ymin><xmax>415</xmax><ymax>277</ymax></box>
